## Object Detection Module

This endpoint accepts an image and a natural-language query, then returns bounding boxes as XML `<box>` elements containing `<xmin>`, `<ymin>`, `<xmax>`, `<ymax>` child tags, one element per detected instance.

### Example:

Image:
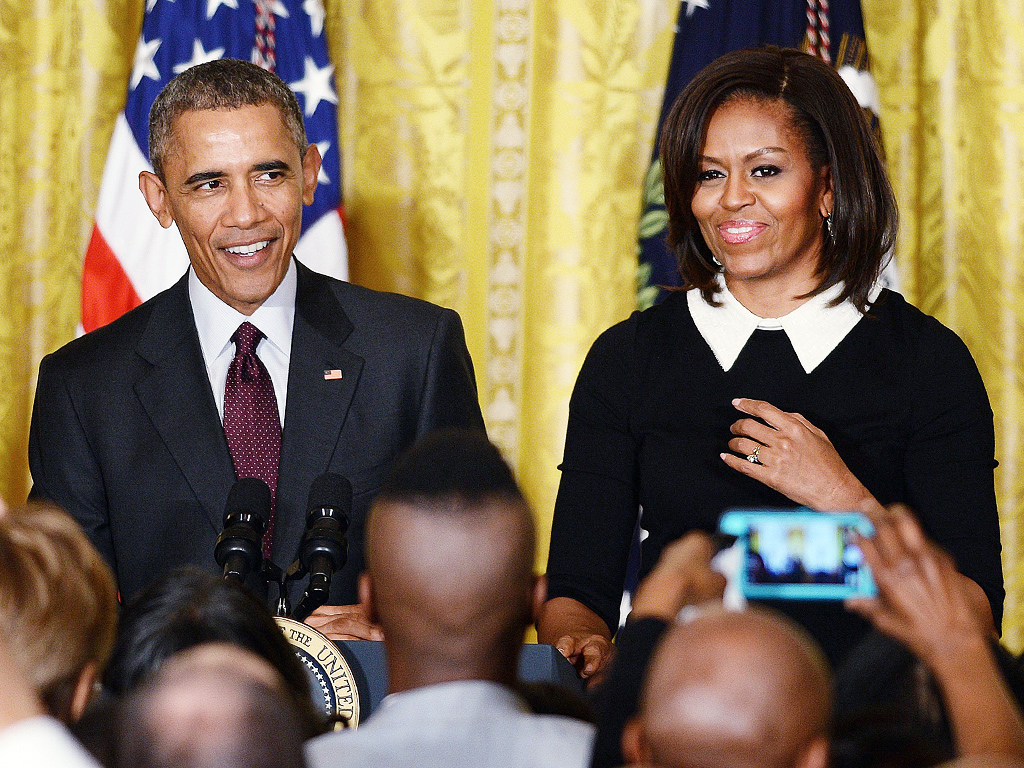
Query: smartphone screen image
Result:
<box><xmin>719</xmin><ymin>509</ymin><xmax>877</xmax><ymax>600</ymax></box>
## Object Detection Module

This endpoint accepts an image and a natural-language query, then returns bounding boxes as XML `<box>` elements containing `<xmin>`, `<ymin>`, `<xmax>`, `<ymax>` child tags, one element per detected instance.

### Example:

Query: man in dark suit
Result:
<box><xmin>28</xmin><ymin>59</ymin><xmax>484</xmax><ymax>639</ymax></box>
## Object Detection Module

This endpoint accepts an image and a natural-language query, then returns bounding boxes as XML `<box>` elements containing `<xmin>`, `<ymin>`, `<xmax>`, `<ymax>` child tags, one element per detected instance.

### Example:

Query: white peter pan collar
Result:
<box><xmin>687</xmin><ymin>278</ymin><xmax>880</xmax><ymax>373</ymax></box>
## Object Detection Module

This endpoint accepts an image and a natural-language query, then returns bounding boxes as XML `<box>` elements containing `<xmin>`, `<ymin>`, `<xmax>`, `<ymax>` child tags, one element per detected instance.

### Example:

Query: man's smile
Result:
<box><xmin>223</xmin><ymin>240</ymin><xmax>271</xmax><ymax>256</ymax></box>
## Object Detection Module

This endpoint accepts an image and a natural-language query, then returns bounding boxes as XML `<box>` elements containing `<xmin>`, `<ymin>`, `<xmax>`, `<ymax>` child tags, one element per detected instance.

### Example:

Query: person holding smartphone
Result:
<box><xmin>538</xmin><ymin>46</ymin><xmax>1002</xmax><ymax>680</ymax></box>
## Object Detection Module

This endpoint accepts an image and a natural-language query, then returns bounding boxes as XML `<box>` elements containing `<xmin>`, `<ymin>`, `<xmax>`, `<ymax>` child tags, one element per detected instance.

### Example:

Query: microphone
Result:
<box><xmin>292</xmin><ymin>473</ymin><xmax>351</xmax><ymax>622</ymax></box>
<box><xmin>215</xmin><ymin>478</ymin><xmax>271</xmax><ymax>584</ymax></box>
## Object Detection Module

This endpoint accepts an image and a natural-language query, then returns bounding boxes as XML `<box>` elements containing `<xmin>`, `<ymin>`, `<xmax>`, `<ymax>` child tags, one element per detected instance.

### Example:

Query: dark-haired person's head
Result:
<box><xmin>361</xmin><ymin>428</ymin><xmax>543</xmax><ymax>692</ymax></box>
<box><xmin>659</xmin><ymin>46</ymin><xmax>897</xmax><ymax>312</ymax></box>
<box><xmin>113</xmin><ymin>644</ymin><xmax>308</xmax><ymax>768</ymax></box>
<box><xmin>374</xmin><ymin>427</ymin><xmax>524</xmax><ymax>510</ymax></box>
<box><xmin>103</xmin><ymin>566</ymin><xmax>320</xmax><ymax>734</ymax></box>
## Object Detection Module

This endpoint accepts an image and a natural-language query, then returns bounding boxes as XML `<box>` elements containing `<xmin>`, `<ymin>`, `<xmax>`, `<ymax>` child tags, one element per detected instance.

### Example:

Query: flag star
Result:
<box><xmin>130</xmin><ymin>36</ymin><xmax>162</xmax><ymax>90</ymax></box>
<box><xmin>270</xmin><ymin>0</ymin><xmax>289</xmax><ymax>17</ymax></box>
<box><xmin>207</xmin><ymin>0</ymin><xmax>238</xmax><ymax>19</ymax></box>
<box><xmin>315</xmin><ymin>141</ymin><xmax>331</xmax><ymax>184</ymax></box>
<box><xmin>303</xmin><ymin>0</ymin><xmax>325</xmax><ymax>36</ymax></box>
<box><xmin>173</xmin><ymin>39</ymin><xmax>226</xmax><ymax>74</ymax></box>
<box><xmin>682</xmin><ymin>0</ymin><xmax>709</xmax><ymax>16</ymax></box>
<box><xmin>289</xmin><ymin>57</ymin><xmax>337</xmax><ymax>117</ymax></box>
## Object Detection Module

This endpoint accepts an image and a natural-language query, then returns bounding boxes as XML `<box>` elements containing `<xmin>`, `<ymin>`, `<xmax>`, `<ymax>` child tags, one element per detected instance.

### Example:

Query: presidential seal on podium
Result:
<box><xmin>275</xmin><ymin>616</ymin><xmax>361</xmax><ymax>727</ymax></box>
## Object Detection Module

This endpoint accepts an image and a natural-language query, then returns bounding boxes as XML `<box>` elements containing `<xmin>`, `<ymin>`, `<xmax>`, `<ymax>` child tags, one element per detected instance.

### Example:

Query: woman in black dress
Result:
<box><xmin>538</xmin><ymin>47</ymin><xmax>1002</xmax><ymax>679</ymax></box>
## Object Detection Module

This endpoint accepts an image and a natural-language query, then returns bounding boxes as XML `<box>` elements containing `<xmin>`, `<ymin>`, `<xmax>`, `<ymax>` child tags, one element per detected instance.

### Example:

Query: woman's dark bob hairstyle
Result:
<box><xmin>659</xmin><ymin>46</ymin><xmax>897</xmax><ymax>311</ymax></box>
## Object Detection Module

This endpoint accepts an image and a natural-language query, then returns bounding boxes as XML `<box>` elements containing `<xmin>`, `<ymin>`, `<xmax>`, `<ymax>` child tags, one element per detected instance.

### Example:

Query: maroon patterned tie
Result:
<box><xmin>224</xmin><ymin>321</ymin><xmax>281</xmax><ymax>559</ymax></box>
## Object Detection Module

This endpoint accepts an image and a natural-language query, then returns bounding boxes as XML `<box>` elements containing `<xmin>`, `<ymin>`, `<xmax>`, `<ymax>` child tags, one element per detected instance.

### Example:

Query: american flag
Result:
<box><xmin>81</xmin><ymin>0</ymin><xmax>347</xmax><ymax>333</ymax></box>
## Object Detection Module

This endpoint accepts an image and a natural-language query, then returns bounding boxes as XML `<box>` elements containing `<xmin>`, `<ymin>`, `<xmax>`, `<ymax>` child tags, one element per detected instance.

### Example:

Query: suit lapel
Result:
<box><xmin>274</xmin><ymin>263</ymin><xmax>364</xmax><ymax>563</ymax></box>
<box><xmin>134</xmin><ymin>275</ymin><xmax>236</xmax><ymax>533</ymax></box>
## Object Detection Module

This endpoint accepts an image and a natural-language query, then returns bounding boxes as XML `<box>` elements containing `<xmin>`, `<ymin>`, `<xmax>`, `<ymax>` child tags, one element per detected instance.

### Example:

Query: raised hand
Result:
<box><xmin>846</xmin><ymin>505</ymin><xmax>1020</xmax><ymax>760</ymax></box>
<box><xmin>631</xmin><ymin>532</ymin><xmax>726</xmax><ymax>621</ymax></box>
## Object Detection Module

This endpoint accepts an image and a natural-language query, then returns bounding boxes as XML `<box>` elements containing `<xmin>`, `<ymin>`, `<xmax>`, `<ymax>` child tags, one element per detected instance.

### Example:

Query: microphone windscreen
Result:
<box><xmin>225</xmin><ymin>478</ymin><xmax>272</xmax><ymax>522</ymax></box>
<box><xmin>307</xmin><ymin>473</ymin><xmax>353</xmax><ymax>516</ymax></box>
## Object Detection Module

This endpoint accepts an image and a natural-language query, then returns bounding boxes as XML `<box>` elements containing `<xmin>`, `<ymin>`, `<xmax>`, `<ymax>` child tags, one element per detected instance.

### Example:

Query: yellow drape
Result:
<box><xmin>864</xmin><ymin>0</ymin><xmax>1024</xmax><ymax>651</ymax></box>
<box><xmin>327</xmin><ymin>0</ymin><xmax>678</xmax><ymax>571</ymax></box>
<box><xmin>0</xmin><ymin>0</ymin><xmax>140</xmax><ymax>503</ymax></box>
<box><xmin>6</xmin><ymin>0</ymin><xmax>1024</xmax><ymax>651</ymax></box>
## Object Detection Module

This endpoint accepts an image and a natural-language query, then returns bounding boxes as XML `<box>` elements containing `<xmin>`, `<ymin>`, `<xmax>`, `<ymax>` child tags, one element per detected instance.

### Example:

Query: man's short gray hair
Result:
<box><xmin>148</xmin><ymin>58</ymin><xmax>307</xmax><ymax>180</ymax></box>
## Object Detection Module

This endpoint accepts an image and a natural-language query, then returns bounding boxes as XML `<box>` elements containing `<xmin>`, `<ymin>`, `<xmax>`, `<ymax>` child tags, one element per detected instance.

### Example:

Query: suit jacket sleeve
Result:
<box><xmin>415</xmin><ymin>307</ymin><xmax>486</xmax><ymax>436</ymax></box>
<box><xmin>28</xmin><ymin>352</ymin><xmax>115</xmax><ymax>568</ymax></box>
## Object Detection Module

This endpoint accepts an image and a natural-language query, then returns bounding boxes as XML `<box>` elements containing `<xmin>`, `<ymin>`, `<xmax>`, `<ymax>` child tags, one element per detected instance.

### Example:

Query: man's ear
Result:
<box><xmin>139</xmin><ymin>171</ymin><xmax>174</xmax><ymax>228</ymax></box>
<box><xmin>301</xmin><ymin>143</ymin><xmax>322</xmax><ymax>206</ymax></box>
<box><xmin>69</xmin><ymin>662</ymin><xmax>98</xmax><ymax>723</ymax></box>
<box><xmin>358</xmin><ymin>571</ymin><xmax>378</xmax><ymax>624</ymax></box>
<box><xmin>531</xmin><ymin>574</ymin><xmax>547</xmax><ymax>625</ymax></box>
<box><xmin>621</xmin><ymin>717</ymin><xmax>651</xmax><ymax>765</ymax></box>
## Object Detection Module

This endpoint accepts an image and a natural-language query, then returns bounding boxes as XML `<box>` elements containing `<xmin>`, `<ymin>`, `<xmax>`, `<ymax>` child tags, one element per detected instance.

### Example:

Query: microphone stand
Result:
<box><xmin>260</xmin><ymin>559</ymin><xmax>291</xmax><ymax>618</ymax></box>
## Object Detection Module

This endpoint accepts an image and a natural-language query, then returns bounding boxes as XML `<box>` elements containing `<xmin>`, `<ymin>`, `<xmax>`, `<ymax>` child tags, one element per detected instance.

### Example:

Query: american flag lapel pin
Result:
<box><xmin>324</xmin><ymin>369</ymin><xmax>343</xmax><ymax>380</ymax></box>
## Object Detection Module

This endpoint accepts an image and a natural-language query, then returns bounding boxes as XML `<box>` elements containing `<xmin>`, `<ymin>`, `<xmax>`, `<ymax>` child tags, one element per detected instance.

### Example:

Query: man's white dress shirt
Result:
<box><xmin>189</xmin><ymin>258</ymin><xmax>296</xmax><ymax>427</ymax></box>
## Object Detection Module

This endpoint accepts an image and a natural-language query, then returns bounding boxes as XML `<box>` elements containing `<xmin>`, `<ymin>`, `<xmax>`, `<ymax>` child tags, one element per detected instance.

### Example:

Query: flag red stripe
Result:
<box><xmin>82</xmin><ymin>226</ymin><xmax>142</xmax><ymax>333</ymax></box>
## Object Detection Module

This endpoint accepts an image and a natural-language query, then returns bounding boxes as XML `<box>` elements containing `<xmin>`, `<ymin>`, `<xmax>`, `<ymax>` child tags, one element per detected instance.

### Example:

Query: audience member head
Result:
<box><xmin>622</xmin><ymin>607</ymin><xmax>833</xmax><ymax>768</ymax></box>
<box><xmin>659</xmin><ymin>46</ymin><xmax>896</xmax><ymax>311</ymax></box>
<box><xmin>832</xmin><ymin>630</ymin><xmax>953</xmax><ymax>768</ymax></box>
<box><xmin>113</xmin><ymin>644</ymin><xmax>308</xmax><ymax>768</ymax></box>
<box><xmin>103</xmin><ymin>566</ymin><xmax>319</xmax><ymax>733</ymax></box>
<box><xmin>361</xmin><ymin>428</ymin><xmax>544</xmax><ymax>691</ymax></box>
<box><xmin>147</xmin><ymin>58</ymin><xmax>306</xmax><ymax>182</ymax></box>
<box><xmin>0</xmin><ymin>501</ymin><xmax>117</xmax><ymax>722</ymax></box>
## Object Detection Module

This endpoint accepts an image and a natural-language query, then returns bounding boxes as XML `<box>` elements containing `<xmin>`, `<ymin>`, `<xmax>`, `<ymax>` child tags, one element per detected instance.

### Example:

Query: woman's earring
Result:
<box><xmin>824</xmin><ymin>212</ymin><xmax>833</xmax><ymax>238</ymax></box>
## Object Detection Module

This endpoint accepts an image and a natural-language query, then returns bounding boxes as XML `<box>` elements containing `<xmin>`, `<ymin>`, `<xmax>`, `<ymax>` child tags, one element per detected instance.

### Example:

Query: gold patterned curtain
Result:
<box><xmin>0</xmin><ymin>0</ymin><xmax>140</xmax><ymax>503</ymax></box>
<box><xmin>863</xmin><ymin>0</ymin><xmax>1024</xmax><ymax>651</ymax></box>
<box><xmin>326</xmin><ymin>0</ymin><xmax>678</xmax><ymax>571</ymax></box>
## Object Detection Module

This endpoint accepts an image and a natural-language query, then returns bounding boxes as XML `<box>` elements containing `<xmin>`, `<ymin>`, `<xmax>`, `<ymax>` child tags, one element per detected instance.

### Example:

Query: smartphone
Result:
<box><xmin>717</xmin><ymin>508</ymin><xmax>876</xmax><ymax>600</ymax></box>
